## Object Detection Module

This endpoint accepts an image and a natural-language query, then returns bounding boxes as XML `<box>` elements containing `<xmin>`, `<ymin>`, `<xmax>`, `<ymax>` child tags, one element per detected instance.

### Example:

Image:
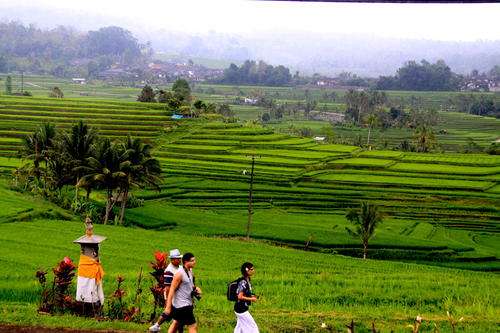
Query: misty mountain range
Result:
<box><xmin>2</xmin><ymin>5</ymin><xmax>499</xmax><ymax>77</ymax></box>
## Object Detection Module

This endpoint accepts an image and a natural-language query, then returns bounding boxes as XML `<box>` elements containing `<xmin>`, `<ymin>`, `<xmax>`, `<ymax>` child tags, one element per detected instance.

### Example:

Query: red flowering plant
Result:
<box><xmin>149</xmin><ymin>251</ymin><xmax>168</xmax><ymax>321</ymax></box>
<box><xmin>106</xmin><ymin>275</ymin><xmax>127</xmax><ymax>320</ymax></box>
<box><xmin>35</xmin><ymin>257</ymin><xmax>76</xmax><ymax>314</ymax></box>
<box><xmin>106</xmin><ymin>274</ymin><xmax>143</xmax><ymax>322</ymax></box>
<box><xmin>52</xmin><ymin>257</ymin><xmax>76</xmax><ymax>312</ymax></box>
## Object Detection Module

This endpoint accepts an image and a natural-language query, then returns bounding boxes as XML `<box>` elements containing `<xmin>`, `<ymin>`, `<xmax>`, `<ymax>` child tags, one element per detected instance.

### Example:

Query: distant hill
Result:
<box><xmin>1</xmin><ymin>5</ymin><xmax>499</xmax><ymax>77</ymax></box>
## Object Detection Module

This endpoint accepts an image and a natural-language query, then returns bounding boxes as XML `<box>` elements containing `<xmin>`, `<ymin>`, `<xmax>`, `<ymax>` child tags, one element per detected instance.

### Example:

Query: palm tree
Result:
<box><xmin>60</xmin><ymin>121</ymin><xmax>97</xmax><ymax>201</ymax></box>
<box><xmin>21</xmin><ymin>131</ymin><xmax>42</xmax><ymax>183</ymax></box>
<box><xmin>79</xmin><ymin>138</ymin><xmax>127</xmax><ymax>224</ymax></box>
<box><xmin>364</xmin><ymin>113</ymin><xmax>379</xmax><ymax>147</ymax></box>
<box><xmin>117</xmin><ymin>136</ymin><xmax>162</xmax><ymax>225</ymax></box>
<box><xmin>345</xmin><ymin>202</ymin><xmax>384</xmax><ymax>259</ymax></box>
<box><xmin>20</xmin><ymin>123</ymin><xmax>56</xmax><ymax>186</ymax></box>
<box><xmin>413</xmin><ymin>125</ymin><xmax>436</xmax><ymax>153</ymax></box>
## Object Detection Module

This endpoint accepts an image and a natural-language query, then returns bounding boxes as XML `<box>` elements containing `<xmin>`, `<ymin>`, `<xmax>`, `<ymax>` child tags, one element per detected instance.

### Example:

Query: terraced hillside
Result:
<box><xmin>0</xmin><ymin>95</ymin><xmax>172</xmax><ymax>160</ymax></box>
<box><xmin>0</xmin><ymin>96</ymin><xmax>497</xmax><ymax>266</ymax></box>
<box><xmin>147</xmin><ymin>122</ymin><xmax>499</xmax><ymax>235</ymax></box>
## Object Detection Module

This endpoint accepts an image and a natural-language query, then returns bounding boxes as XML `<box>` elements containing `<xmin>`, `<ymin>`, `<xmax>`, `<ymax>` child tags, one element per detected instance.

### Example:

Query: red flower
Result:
<box><xmin>154</xmin><ymin>251</ymin><xmax>167</xmax><ymax>264</ymax></box>
<box><xmin>58</xmin><ymin>257</ymin><xmax>75</xmax><ymax>271</ymax></box>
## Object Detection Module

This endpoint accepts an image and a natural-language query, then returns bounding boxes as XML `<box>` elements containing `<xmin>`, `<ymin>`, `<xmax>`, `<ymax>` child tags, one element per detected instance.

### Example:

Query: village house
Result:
<box><xmin>244</xmin><ymin>97</ymin><xmax>258</xmax><ymax>105</ymax></box>
<box><xmin>147</xmin><ymin>61</ymin><xmax>223</xmax><ymax>82</ymax></box>
<box><xmin>315</xmin><ymin>78</ymin><xmax>338</xmax><ymax>87</ymax></box>
<box><xmin>72</xmin><ymin>78</ymin><xmax>86</xmax><ymax>84</ymax></box>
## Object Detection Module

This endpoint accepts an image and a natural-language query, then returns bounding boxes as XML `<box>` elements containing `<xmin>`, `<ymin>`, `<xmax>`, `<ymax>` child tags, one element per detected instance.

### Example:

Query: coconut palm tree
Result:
<box><xmin>413</xmin><ymin>125</ymin><xmax>436</xmax><ymax>153</ymax></box>
<box><xmin>345</xmin><ymin>202</ymin><xmax>384</xmax><ymax>259</ymax></box>
<box><xmin>20</xmin><ymin>123</ymin><xmax>56</xmax><ymax>186</ymax></box>
<box><xmin>78</xmin><ymin>138</ymin><xmax>127</xmax><ymax>224</ymax></box>
<box><xmin>60</xmin><ymin>121</ymin><xmax>97</xmax><ymax>201</ymax></box>
<box><xmin>117</xmin><ymin>136</ymin><xmax>162</xmax><ymax>224</ymax></box>
<box><xmin>364</xmin><ymin>113</ymin><xmax>379</xmax><ymax>147</ymax></box>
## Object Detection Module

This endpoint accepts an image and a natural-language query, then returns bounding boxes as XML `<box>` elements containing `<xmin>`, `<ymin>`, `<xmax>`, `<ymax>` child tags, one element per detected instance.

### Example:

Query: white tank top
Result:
<box><xmin>172</xmin><ymin>268</ymin><xmax>194</xmax><ymax>308</ymax></box>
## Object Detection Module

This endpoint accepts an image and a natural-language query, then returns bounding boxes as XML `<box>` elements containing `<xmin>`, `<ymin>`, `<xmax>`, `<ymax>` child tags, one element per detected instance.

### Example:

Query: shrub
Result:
<box><xmin>36</xmin><ymin>257</ymin><xmax>76</xmax><ymax>314</ymax></box>
<box><xmin>49</xmin><ymin>87</ymin><xmax>64</xmax><ymax>98</ymax></box>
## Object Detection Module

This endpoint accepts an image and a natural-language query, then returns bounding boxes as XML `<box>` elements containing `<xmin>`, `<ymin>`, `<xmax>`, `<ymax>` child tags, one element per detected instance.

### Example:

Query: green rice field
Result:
<box><xmin>0</xmin><ymin>79</ymin><xmax>499</xmax><ymax>331</ymax></box>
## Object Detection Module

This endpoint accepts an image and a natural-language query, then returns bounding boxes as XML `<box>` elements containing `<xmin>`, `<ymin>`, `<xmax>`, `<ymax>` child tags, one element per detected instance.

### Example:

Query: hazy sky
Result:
<box><xmin>6</xmin><ymin>0</ymin><xmax>500</xmax><ymax>41</ymax></box>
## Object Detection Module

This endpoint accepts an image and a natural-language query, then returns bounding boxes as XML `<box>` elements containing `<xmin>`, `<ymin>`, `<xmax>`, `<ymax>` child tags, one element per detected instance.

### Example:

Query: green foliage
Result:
<box><xmin>345</xmin><ymin>202</ymin><xmax>384</xmax><ymax>259</ymax></box>
<box><xmin>413</xmin><ymin>125</ymin><xmax>436</xmax><ymax>153</ymax></box>
<box><xmin>216</xmin><ymin>103</ymin><xmax>235</xmax><ymax>118</ymax></box>
<box><xmin>172</xmin><ymin>78</ymin><xmax>192</xmax><ymax>103</ymax></box>
<box><xmin>137</xmin><ymin>85</ymin><xmax>155</xmax><ymax>103</ymax></box>
<box><xmin>0</xmin><ymin>22</ymin><xmax>146</xmax><ymax>77</ymax></box>
<box><xmin>48</xmin><ymin>86</ymin><xmax>64</xmax><ymax>98</ymax></box>
<box><xmin>220</xmin><ymin>60</ymin><xmax>292</xmax><ymax>86</ymax></box>
<box><xmin>376</xmin><ymin>59</ymin><xmax>461</xmax><ymax>91</ymax></box>
<box><xmin>86</xmin><ymin>26</ymin><xmax>141</xmax><ymax>59</ymax></box>
<box><xmin>0</xmin><ymin>219</ymin><xmax>499</xmax><ymax>331</ymax></box>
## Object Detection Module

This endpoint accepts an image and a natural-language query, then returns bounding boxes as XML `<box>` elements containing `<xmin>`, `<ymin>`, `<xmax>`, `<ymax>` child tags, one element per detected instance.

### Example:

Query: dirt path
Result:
<box><xmin>0</xmin><ymin>325</ymin><xmax>135</xmax><ymax>333</ymax></box>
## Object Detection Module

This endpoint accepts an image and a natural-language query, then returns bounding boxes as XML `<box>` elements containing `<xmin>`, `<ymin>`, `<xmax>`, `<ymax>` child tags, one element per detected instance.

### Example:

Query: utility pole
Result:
<box><xmin>245</xmin><ymin>154</ymin><xmax>259</xmax><ymax>240</ymax></box>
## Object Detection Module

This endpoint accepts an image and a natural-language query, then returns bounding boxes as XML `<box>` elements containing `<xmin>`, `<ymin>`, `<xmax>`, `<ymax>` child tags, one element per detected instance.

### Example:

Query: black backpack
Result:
<box><xmin>227</xmin><ymin>277</ymin><xmax>244</xmax><ymax>301</ymax></box>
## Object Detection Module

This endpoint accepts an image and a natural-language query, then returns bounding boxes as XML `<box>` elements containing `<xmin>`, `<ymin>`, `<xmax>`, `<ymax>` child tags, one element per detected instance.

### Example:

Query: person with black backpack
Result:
<box><xmin>231</xmin><ymin>262</ymin><xmax>259</xmax><ymax>333</ymax></box>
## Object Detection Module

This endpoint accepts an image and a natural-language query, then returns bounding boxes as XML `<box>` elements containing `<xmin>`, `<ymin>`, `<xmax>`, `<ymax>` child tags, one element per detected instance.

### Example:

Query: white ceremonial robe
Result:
<box><xmin>76</xmin><ymin>276</ymin><xmax>104</xmax><ymax>304</ymax></box>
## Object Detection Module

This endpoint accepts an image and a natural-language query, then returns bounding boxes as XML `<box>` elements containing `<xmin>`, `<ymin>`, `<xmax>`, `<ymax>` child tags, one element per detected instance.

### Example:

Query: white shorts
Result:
<box><xmin>234</xmin><ymin>311</ymin><xmax>259</xmax><ymax>333</ymax></box>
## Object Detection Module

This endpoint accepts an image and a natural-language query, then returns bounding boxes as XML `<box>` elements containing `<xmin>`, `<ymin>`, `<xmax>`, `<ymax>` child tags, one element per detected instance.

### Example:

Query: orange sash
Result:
<box><xmin>77</xmin><ymin>255</ymin><xmax>105</xmax><ymax>284</ymax></box>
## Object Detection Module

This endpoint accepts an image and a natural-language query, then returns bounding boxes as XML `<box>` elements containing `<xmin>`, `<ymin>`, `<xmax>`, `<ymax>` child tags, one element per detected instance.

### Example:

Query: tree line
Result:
<box><xmin>376</xmin><ymin>60</ymin><xmax>500</xmax><ymax>92</ymax></box>
<box><xmin>0</xmin><ymin>22</ymin><xmax>150</xmax><ymax>77</ymax></box>
<box><xmin>137</xmin><ymin>79</ymin><xmax>236</xmax><ymax>120</ymax></box>
<box><xmin>451</xmin><ymin>93</ymin><xmax>499</xmax><ymax>118</ymax></box>
<box><xmin>342</xmin><ymin>89</ymin><xmax>440</xmax><ymax>152</ymax></box>
<box><xmin>15</xmin><ymin>121</ymin><xmax>162</xmax><ymax>225</ymax></box>
<box><xmin>218</xmin><ymin>60</ymin><xmax>292</xmax><ymax>86</ymax></box>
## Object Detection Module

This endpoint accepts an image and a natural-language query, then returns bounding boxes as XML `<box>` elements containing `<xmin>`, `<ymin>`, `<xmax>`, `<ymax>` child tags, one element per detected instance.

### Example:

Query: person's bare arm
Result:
<box><xmin>166</xmin><ymin>272</ymin><xmax>182</xmax><ymax>314</ymax></box>
<box><xmin>237</xmin><ymin>291</ymin><xmax>257</xmax><ymax>302</ymax></box>
<box><xmin>163</xmin><ymin>285</ymin><xmax>171</xmax><ymax>307</ymax></box>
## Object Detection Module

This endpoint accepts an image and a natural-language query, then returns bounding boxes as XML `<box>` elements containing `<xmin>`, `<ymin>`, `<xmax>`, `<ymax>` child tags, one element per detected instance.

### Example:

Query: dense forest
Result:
<box><xmin>218</xmin><ymin>60</ymin><xmax>292</xmax><ymax>86</ymax></box>
<box><xmin>0</xmin><ymin>22</ymin><xmax>151</xmax><ymax>77</ymax></box>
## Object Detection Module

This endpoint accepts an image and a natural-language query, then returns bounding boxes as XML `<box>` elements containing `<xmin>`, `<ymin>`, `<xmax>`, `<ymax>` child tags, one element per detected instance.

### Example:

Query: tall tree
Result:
<box><xmin>413</xmin><ymin>125</ymin><xmax>436</xmax><ymax>153</ymax></box>
<box><xmin>86</xmin><ymin>26</ymin><xmax>141</xmax><ymax>58</ymax></box>
<box><xmin>49</xmin><ymin>86</ymin><xmax>64</xmax><ymax>98</ymax></box>
<box><xmin>117</xmin><ymin>136</ymin><xmax>162</xmax><ymax>225</ymax></box>
<box><xmin>345</xmin><ymin>202</ymin><xmax>384</xmax><ymax>259</ymax></box>
<box><xmin>364</xmin><ymin>113</ymin><xmax>379</xmax><ymax>147</ymax></box>
<box><xmin>172</xmin><ymin>79</ymin><xmax>191</xmax><ymax>103</ymax></box>
<box><xmin>79</xmin><ymin>138</ymin><xmax>126</xmax><ymax>224</ymax></box>
<box><xmin>60</xmin><ymin>121</ymin><xmax>97</xmax><ymax>201</ymax></box>
<box><xmin>20</xmin><ymin>123</ymin><xmax>57</xmax><ymax>186</ymax></box>
<box><xmin>137</xmin><ymin>85</ymin><xmax>155</xmax><ymax>102</ymax></box>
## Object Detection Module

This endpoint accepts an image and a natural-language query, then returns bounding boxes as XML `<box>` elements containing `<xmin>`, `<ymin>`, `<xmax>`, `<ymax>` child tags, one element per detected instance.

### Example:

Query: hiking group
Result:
<box><xmin>149</xmin><ymin>249</ymin><xmax>259</xmax><ymax>333</ymax></box>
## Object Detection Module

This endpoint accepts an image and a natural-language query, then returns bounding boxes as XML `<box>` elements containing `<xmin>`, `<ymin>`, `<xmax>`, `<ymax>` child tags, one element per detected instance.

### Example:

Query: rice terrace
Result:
<box><xmin>0</xmin><ymin>1</ymin><xmax>500</xmax><ymax>333</ymax></box>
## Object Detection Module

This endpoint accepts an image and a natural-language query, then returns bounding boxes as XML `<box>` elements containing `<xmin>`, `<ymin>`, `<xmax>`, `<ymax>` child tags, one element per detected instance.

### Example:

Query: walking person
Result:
<box><xmin>149</xmin><ymin>249</ymin><xmax>184</xmax><ymax>332</ymax></box>
<box><xmin>165</xmin><ymin>252</ymin><xmax>201</xmax><ymax>333</ymax></box>
<box><xmin>234</xmin><ymin>262</ymin><xmax>259</xmax><ymax>333</ymax></box>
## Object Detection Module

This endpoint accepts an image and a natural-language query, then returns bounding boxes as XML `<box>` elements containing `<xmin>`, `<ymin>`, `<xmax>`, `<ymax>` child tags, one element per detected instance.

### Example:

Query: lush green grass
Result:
<box><xmin>313</xmin><ymin>172</ymin><xmax>494</xmax><ymax>190</ymax></box>
<box><xmin>0</xmin><ymin>96</ymin><xmax>171</xmax><ymax>153</ymax></box>
<box><xmin>389</xmin><ymin>163</ymin><xmax>500</xmax><ymax>175</ymax></box>
<box><xmin>0</xmin><ymin>79</ymin><xmax>499</xmax><ymax>331</ymax></box>
<box><xmin>0</xmin><ymin>218</ymin><xmax>499</xmax><ymax>332</ymax></box>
